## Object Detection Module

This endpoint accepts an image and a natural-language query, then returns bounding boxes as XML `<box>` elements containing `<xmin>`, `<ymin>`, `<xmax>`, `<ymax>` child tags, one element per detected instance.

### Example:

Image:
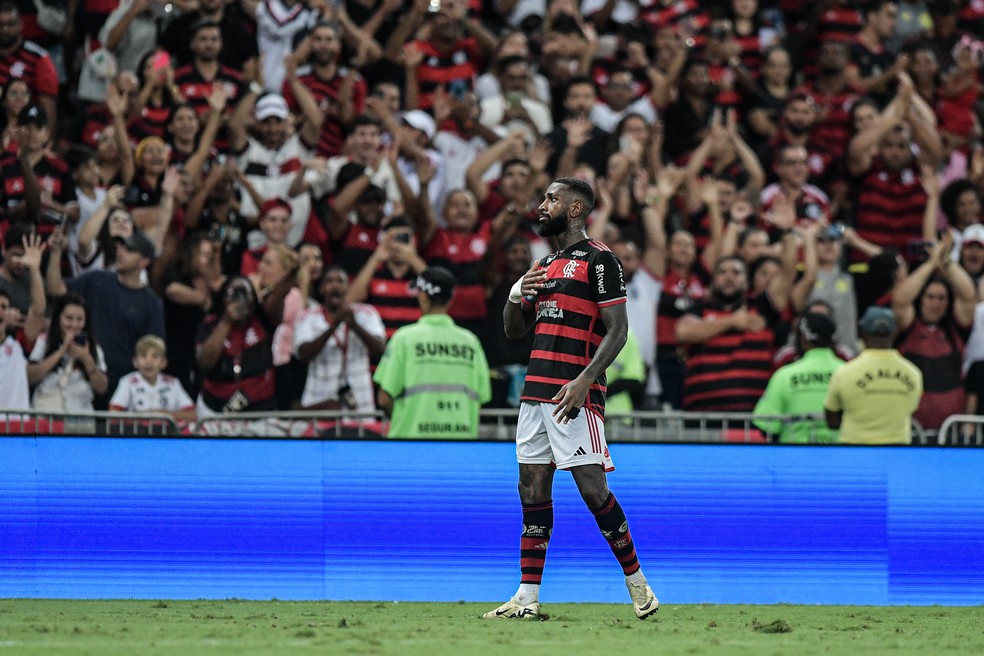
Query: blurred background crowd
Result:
<box><xmin>0</xmin><ymin>0</ymin><xmax>982</xmax><ymax>437</ymax></box>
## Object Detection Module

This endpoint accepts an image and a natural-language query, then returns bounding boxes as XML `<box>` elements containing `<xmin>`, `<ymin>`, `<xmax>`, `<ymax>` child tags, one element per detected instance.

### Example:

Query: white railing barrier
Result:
<box><xmin>937</xmin><ymin>415</ymin><xmax>984</xmax><ymax>446</ymax></box>
<box><xmin>0</xmin><ymin>410</ymin><xmax>180</xmax><ymax>436</ymax></box>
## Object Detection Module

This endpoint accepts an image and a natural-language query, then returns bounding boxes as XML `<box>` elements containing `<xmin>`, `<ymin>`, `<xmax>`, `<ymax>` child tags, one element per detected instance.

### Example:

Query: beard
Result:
<box><xmin>537</xmin><ymin>213</ymin><xmax>569</xmax><ymax>237</ymax></box>
<box><xmin>786</xmin><ymin>123</ymin><xmax>811</xmax><ymax>137</ymax></box>
<box><xmin>818</xmin><ymin>64</ymin><xmax>842</xmax><ymax>76</ymax></box>
<box><xmin>712</xmin><ymin>288</ymin><xmax>745</xmax><ymax>307</ymax></box>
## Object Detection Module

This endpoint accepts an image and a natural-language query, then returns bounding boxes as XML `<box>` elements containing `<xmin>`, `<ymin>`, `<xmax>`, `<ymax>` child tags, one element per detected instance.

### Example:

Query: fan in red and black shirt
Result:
<box><xmin>395</xmin><ymin>1</ymin><xmax>496</xmax><ymax>111</ymax></box>
<box><xmin>172</xmin><ymin>20</ymin><xmax>247</xmax><ymax>154</ymax></box>
<box><xmin>282</xmin><ymin>21</ymin><xmax>367</xmax><ymax>159</ymax></box>
<box><xmin>676</xmin><ymin>243</ymin><xmax>795</xmax><ymax>412</ymax></box>
<box><xmin>0</xmin><ymin>4</ymin><xmax>57</xmax><ymax>132</ymax></box>
<box><xmin>1</xmin><ymin>104</ymin><xmax>76</xmax><ymax>237</ymax></box>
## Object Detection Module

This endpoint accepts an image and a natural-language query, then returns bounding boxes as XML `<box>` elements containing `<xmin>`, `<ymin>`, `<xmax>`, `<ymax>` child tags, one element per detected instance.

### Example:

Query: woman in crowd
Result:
<box><xmin>27</xmin><ymin>294</ymin><xmax>109</xmax><ymax>411</ymax></box>
<box><xmin>164</xmin><ymin>232</ymin><xmax>226</xmax><ymax>398</ymax></box>
<box><xmin>893</xmin><ymin>234</ymin><xmax>977</xmax><ymax>432</ymax></box>
<box><xmin>129</xmin><ymin>50</ymin><xmax>183</xmax><ymax>142</ymax></box>
<box><xmin>249</xmin><ymin>244</ymin><xmax>307</xmax><ymax>410</ymax></box>
<box><xmin>0</xmin><ymin>78</ymin><xmax>30</xmax><ymax>152</ymax></box>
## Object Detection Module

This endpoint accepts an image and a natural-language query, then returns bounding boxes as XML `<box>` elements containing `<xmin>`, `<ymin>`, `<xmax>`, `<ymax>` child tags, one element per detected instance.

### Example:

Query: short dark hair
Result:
<box><xmin>349</xmin><ymin>115</ymin><xmax>382</xmax><ymax>134</ymax></box>
<box><xmin>190</xmin><ymin>18</ymin><xmax>221</xmax><ymax>38</ymax></box>
<box><xmin>555</xmin><ymin>177</ymin><xmax>595</xmax><ymax>213</ymax></box>
<box><xmin>564</xmin><ymin>75</ymin><xmax>596</xmax><ymax>97</ymax></box>
<box><xmin>2</xmin><ymin>223</ymin><xmax>31</xmax><ymax>251</ymax></box>
<box><xmin>737</xmin><ymin>226</ymin><xmax>766</xmax><ymax>248</ymax></box>
<box><xmin>64</xmin><ymin>144</ymin><xmax>97</xmax><ymax>171</ymax></box>
<box><xmin>713</xmin><ymin>254</ymin><xmax>746</xmax><ymax>275</ymax></box>
<box><xmin>384</xmin><ymin>215</ymin><xmax>414</xmax><ymax>232</ymax></box>
<box><xmin>864</xmin><ymin>0</ymin><xmax>893</xmax><ymax>19</ymax></box>
<box><xmin>497</xmin><ymin>54</ymin><xmax>529</xmax><ymax>71</ymax></box>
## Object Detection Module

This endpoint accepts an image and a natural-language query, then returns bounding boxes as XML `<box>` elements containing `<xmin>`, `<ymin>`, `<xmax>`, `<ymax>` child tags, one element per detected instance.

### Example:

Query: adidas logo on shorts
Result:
<box><xmin>573</xmin><ymin>447</ymin><xmax>587</xmax><ymax>456</ymax></box>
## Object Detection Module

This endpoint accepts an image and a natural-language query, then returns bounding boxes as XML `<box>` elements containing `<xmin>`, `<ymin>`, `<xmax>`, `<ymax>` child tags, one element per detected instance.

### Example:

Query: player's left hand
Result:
<box><xmin>551</xmin><ymin>375</ymin><xmax>591</xmax><ymax>424</ymax></box>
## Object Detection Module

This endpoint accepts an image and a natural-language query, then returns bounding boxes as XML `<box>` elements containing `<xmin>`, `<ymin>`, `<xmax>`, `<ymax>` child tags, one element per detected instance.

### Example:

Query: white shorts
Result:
<box><xmin>516</xmin><ymin>402</ymin><xmax>614</xmax><ymax>472</ymax></box>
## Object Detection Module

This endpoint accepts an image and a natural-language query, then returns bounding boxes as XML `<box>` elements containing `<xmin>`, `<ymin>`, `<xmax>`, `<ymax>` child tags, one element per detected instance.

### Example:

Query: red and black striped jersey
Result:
<box><xmin>331</xmin><ymin>222</ymin><xmax>381</xmax><ymax>277</ymax></box>
<box><xmin>681</xmin><ymin>292</ymin><xmax>781</xmax><ymax>412</ymax></box>
<box><xmin>639</xmin><ymin>0</ymin><xmax>710</xmax><ymax>46</ymax></box>
<box><xmin>0</xmin><ymin>41</ymin><xmax>58</xmax><ymax>98</ymax></box>
<box><xmin>128</xmin><ymin>105</ymin><xmax>172</xmax><ymax>142</ymax></box>
<box><xmin>656</xmin><ymin>266</ymin><xmax>707</xmax><ymax>349</ymax></box>
<box><xmin>0</xmin><ymin>153</ymin><xmax>73</xmax><ymax>235</ymax></box>
<box><xmin>520</xmin><ymin>239</ymin><xmax>626</xmax><ymax>417</ymax></box>
<box><xmin>795</xmin><ymin>82</ymin><xmax>861</xmax><ymax>160</ymax></box>
<box><xmin>409</xmin><ymin>37</ymin><xmax>481</xmax><ymax>110</ymax></box>
<box><xmin>424</xmin><ymin>222</ymin><xmax>491</xmax><ymax>322</ymax></box>
<box><xmin>852</xmin><ymin>158</ymin><xmax>928</xmax><ymax>263</ymax></box>
<box><xmin>174</xmin><ymin>64</ymin><xmax>246</xmax><ymax>153</ymax></box>
<box><xmin>197</xmin><ymin>313</ymin><xmax>276</xmax><ymax>412</ymax></box>
<box><xmin>367</xmin><ymin>265</ymin><xmax>421</xmax><ymax>339</ymax></box>
<box><xmin>282</xmin><ymin>65</ymin><xmax>367</xmax><ymax>158</ymax></box>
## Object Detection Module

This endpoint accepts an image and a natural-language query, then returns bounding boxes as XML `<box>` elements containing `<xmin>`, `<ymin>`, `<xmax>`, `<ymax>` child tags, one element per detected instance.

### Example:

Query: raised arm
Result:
<box><xmin>105</xmin><ymin>82</ymin><xmax>135</xmax><ymax>186</ymax></box>
<box><xmin>892</xmin><ymin>235</ymin><xmax>950</xmax><ymax>330</ymax></box>
<box><xmin>14</xmin><ymin>233</ymin><xmax>46</xmax><ymax>344</ymax></box>
<box><xmin>765</xmin><ymin>196</ymin><xmax>800</xmax><ymax>313</ymax></box>
<box><xmin>790</xmin><ymin>223</ymin><xmax>820</xmax><ymax>313</ymax></box>
<box><xmin>184</xmin><ymin>87</ymin><xmax>228</xmax><ymax>180</ymax></box>
<box><xmin>228</xmin><ymin>85</ymin><xmax>260</xmax><ymax>154</ymax></box>
<box><xmin>466</xmin><ymin>131</ymin><xmax>525</xmax><ymax>204</ymax></box>
<box><xmin>283</xmin><ymin>56</ymin><xmax>323</xmax><ymax>148</ymax></box>
<box><xmin>847</xmin><ymin>83</ymin><xmax>912</xmax><ymax>177</ymax></box>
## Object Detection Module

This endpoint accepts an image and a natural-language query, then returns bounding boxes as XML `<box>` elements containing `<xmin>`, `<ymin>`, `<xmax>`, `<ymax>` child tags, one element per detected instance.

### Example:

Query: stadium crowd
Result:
<box><xmin>0</xmin><ymin>0</ymin><xmax>983</xmax><ymax>440</ymax></box>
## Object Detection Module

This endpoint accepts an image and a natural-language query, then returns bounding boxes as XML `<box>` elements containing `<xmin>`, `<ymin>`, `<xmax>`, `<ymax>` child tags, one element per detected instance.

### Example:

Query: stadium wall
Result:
<box><xmin>2</xmin><ymin>437</ymin><xmax>983</xmax><ymax>605</ymax></box>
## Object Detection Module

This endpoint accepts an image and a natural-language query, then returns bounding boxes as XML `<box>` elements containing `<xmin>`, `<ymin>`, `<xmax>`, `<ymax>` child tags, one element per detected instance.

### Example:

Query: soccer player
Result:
<box><xmin>485</xmin><ymin>178</ymin><xmax>658</xmax><ymax>621</ymax></box>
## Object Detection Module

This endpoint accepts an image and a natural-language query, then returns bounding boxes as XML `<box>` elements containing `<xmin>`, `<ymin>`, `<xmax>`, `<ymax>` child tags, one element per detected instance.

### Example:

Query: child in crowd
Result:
<box><xmin>109</xmin><ymin>335</ymin><xmax>196</xmax><ymax>422</ymax></box>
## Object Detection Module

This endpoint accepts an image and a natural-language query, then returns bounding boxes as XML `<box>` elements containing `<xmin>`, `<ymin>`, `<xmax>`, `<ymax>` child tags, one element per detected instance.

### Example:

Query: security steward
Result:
<box><xmin>824</xmin><ymin>306</ymin><xmax>923</xmax><ymax>445</ymax></box>
<box><xmin>753</xmin><ymin>312</ymin><xmax>845</xmax><ymax>443</ymax></box>
<box><xmin>374</xmin><ymin>267</ymin><xmax>491</xmax><ymax>438</ymax></box>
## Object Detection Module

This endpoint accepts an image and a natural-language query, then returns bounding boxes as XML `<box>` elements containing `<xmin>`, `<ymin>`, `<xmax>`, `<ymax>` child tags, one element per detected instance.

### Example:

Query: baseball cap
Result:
<box><xmin>410</xmin><ymin>266</ymin><xmax>456</xmax><ymax>303</ymax></box>
<box><xmin>859</xmin><ymin>306</ymin><xmax>897</xmax><ymax>337</ymax></box>
<box><xmin>260</xmin><ymin>197</ymin><xmax>292</xmax><ymax>216</ymax></box>
<box><xmin>255</xmin><ymin>94</ymin><xmax>290</xmax><ymax>121</ymax></box>
<box><xmin>799</xmin><ymin>312</ymin><xmax>836</xmax><ymax>344</ymax></box>
<box><xmin>401</xmin><ymin>110</ymin><xmax>436</xmax><ymax>140</ymax></box>
<box><xmin>963</xmin><ymin>224</ymin><xmax>984</xmax><ymax>248</ymax></box>
<box><xmin>17</xmin><ymin>104</ymin><xmax>48</xmax><ymax>127</ymax></box>
<box><xmin>114</xmin><ymin>230</ymin><xmax>156</xmax><ymax>260</ymax></box>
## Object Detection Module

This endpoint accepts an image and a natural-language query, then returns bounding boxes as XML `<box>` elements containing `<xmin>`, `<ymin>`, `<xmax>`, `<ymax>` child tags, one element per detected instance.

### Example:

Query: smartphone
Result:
<box><xmin>74</xmin><ymin>331</ymin><xmax>88</xmax><ymax>346</ymax></box>
<box><xmin>427</xmin><ymin>0</ymin><xmax>441</xmax><ymax>13</ymax></box>
<box><xmin>151</xmin><ymin>51</ymin><xmax>171</xmax><ymax>73</ymax></box>
<box><xmin>38</xmin><ymin>208</ymin><xmax>66</xmax><ymax>225</ymax></box>
<box><xmin>906</xmin><ymin>240</ymin><xmax>932</xmax><ymax>259</ymax></box>
<box><xmin>394</xmin><ymin>232</ymin><xmax>412</xmax><ymax>244</ymax></box>
<box><xmin>824</xmin><ymin>223</ymin><xmax>845</xmax><ymax>240</ymax></box>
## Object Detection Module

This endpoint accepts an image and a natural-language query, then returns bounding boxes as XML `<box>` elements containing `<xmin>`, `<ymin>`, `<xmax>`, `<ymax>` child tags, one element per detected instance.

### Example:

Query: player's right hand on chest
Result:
<box><xmin>521</xmin><ymin>266</ymin><xmax>549</xmax><ymax>297</ymax></box>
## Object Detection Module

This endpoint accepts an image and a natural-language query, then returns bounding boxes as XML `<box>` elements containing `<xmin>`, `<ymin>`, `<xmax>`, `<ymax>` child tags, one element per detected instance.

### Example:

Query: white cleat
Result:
<box><xmin>626</xmin><ymin>577</ymin><xmax>659</xmax><ymax>619</ymax></box>
<box><xmin>482</xmin><ymin>599</ymin><xmax>541</xmax><ymax>620</ymax></box>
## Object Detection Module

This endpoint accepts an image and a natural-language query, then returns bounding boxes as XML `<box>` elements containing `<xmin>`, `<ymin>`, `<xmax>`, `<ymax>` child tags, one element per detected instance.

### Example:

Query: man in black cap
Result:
<box><xmin>0</xmin><ymin>104</ymin><xmax>77</xmax><ymax>235</ymax></box>
<box><xmin>754</xmin><ymin>312</ymin><xmax>845</xmax><ymax>443</ymax></box>
<box><xmin>373</xmin><ymin>266</ymin><xmax>491</xmax><ymax>439</ymax></box>
<box><xmin>46</xmin><ymin>228</ymin><xmax>165</xmax><ymax>404</ymax></box>
<box><xmin>824</xmin><ymin>306</ymin><xmax>923</xmax><ymax>444</ymax></box>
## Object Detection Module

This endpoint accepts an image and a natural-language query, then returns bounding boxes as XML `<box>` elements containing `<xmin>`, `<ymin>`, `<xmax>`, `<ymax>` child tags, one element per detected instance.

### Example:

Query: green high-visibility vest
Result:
<box><xmin>374</xmin><ymin>314</ymin><xmax>491</xmax><ymax>439</ymax></box>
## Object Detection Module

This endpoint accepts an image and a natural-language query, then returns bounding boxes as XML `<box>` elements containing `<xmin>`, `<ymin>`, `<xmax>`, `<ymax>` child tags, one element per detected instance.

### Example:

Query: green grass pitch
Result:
<box><xmin>1</xmin><ymin>600</ymin><xmax>982</xmax><ymax>655</ymax></box>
